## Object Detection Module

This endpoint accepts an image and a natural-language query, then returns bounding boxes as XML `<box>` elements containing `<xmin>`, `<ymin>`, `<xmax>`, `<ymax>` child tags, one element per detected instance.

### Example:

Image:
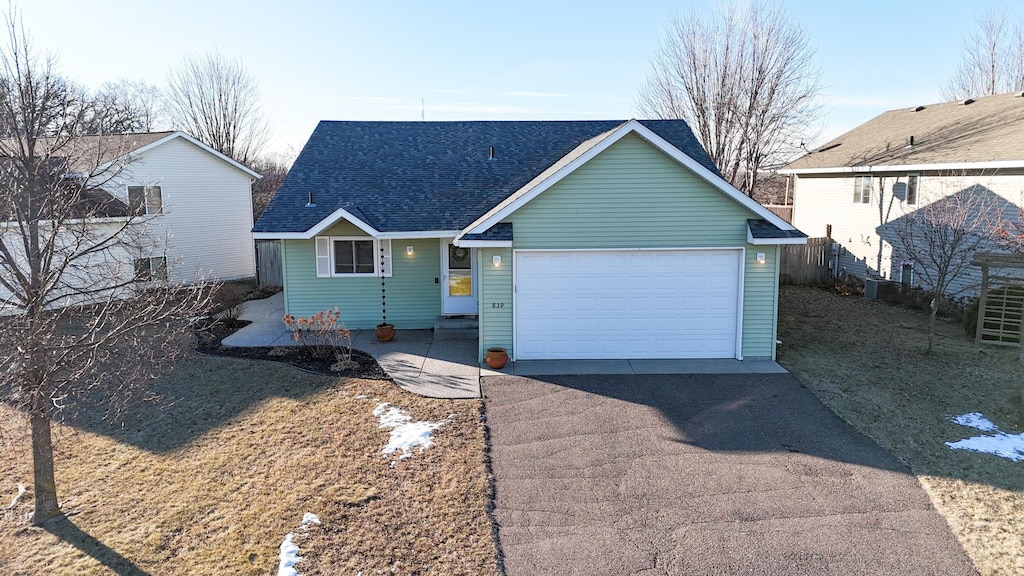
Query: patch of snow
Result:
<box><xmin>373</xmin><ymin>402</ymin><xmax>447</xmax><ymax>459</ymax></box>
<box><xmin>276</xmin><ymin>512</ymin><xmax>323</xmax><ymax>576</ymax></box>
<box><xmin>5</xmin><ymin>483</ymin><xmax>26</xmax><ymax>509</ymax></box>
<box><xmin>951</xmin><ymin>412</ymin><xmax>998</xmax><ymax>431</ymax></box>
<box><xmin>947</xmin><ymin>413</ymin><xmax>1024</xmax><ymax>462</ymax></box>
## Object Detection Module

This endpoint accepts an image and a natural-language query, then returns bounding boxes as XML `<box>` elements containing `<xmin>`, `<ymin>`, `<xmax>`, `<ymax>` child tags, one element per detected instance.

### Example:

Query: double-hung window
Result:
<box><xmin>853</xmin><ymin>175</ymin><xmax>872</xmax><ymax>204</ymax></box>
<box><xmin>134</xmin><ymin>257</ymin><xmax>168</xmax><ymax>282</ymax></box>
<box><xmin>128</xmin><ymin>185</ymin><xmax>163</xmax><ymax>215</ymax></box>
<box><xmin>314</xmin><ymin>236</ymin><xmax>392</xmax><ymax>278</ymax></box>
<box><xmin>905</xmin><ymin>174</ymin><xmax>919</xmax><ymax>205</ymax></box>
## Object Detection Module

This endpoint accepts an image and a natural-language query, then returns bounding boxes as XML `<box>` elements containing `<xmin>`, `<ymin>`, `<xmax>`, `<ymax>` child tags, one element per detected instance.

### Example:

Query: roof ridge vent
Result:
<box><xmin>914</xmin><ymin>105</ymin><xmax>926</xmax><ymax>112</ymax></box>
<box><xmin>964</xmin><ymin>98</ymin><xmax>976</xmax><ymax>105</ymax></box>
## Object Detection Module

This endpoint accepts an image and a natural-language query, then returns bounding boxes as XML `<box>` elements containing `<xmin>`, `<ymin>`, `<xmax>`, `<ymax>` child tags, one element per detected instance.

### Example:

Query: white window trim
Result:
<box><xmin>315</xmin><ymin>236</ymin><xmax>392</xmax><ymax>278</ymax></box>
<box><xmin>905</xmin><ymin>173</ymin><xmax>920</xmax><ymax>206</ymax></box>
<box><xmin>127</xmin><ymin>184</ymin><xmax>163</xmax><ymax>215</ymax></box>
<box><xmin>853</xmin><ymin>175</ymin><xmax>872</xmax><ymax>204</ymax></box>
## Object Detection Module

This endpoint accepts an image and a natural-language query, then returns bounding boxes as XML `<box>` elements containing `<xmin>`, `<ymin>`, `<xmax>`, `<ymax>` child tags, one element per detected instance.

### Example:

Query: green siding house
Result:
<box><xmin>254</xmin><ymin>120</ymin><xmax>805</xmax><ymax>362</ymax></box>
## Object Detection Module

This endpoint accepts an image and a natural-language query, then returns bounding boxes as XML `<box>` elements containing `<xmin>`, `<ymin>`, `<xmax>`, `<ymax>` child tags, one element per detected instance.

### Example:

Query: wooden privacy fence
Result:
<box><xmin>255</xmin><ymin>240</ymin><xmax>283</xmax><ymax>287</ymax></box>
<box><xmin>763</xmin><ymin>204</ymin><xmax>793</xmax><ymax>223</ymax></box>
<box><xmin>780</xmin><ymin>237</ymin><xmax>833</xmax><ymax>285</ymax></box>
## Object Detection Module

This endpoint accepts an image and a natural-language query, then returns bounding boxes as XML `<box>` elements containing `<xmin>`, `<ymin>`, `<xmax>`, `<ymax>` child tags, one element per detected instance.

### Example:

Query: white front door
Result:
<box><xmin>441</xmin><ymin>241</ymin><xmax>478</xmax><ymax>315</ymax></box>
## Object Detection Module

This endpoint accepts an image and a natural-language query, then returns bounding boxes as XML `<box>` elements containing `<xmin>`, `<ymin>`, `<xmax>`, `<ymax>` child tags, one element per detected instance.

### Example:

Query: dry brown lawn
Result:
<box><xmin>0</xmin><ymin>354</ymin><xmax>498</xmax><ymax>575</ymax></box>
<box><xmin>778</xmin><ymin>286</ymin><xmax>1024</xmax><ymax>576</ymax></box>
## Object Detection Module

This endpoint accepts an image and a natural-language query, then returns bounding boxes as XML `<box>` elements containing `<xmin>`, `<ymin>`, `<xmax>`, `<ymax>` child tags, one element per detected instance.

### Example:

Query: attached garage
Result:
<box><xmin>514</xmin><ymin>249</ymin><xmax>743</xmax><ymax>360</ymax></box>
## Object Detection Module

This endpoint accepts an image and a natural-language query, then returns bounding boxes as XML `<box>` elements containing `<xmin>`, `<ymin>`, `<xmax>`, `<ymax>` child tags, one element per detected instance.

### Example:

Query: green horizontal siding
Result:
<box><xmin>283</xmin><ymin>237</ymin><xmax>441</xmax><ymax>329</ymax></box>
<box><xmin>478</xmin><ymin>248</ymin><xmax>513</xmax><ymax>361</ymax></box>
<box><xmin>494</xmin><ymin>133</ymin><xmax>779</xmax><ymax>359</ymax></box>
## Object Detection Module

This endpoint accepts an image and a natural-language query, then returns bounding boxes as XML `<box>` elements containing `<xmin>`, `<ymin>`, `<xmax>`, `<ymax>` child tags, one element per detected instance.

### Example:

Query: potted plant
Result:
<box><xmin>376</xmin><ymin>245</ymin><xmax>395</xmax><ymax>342</ymax></box>
<box><xmin>485</xmin><ymin>347</ymin><xmax>509</xmax><ymax>369</ymax></box>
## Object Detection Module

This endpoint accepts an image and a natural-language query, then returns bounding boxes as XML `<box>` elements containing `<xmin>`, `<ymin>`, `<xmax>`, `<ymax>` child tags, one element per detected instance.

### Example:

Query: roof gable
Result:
<box><xmin>253</xmin><ymin>120</ymin><xmax>723</xmax><ymax>236</ymax></box>
<box><xmin>783</xmin><ymin>92</ymin><xmax>1024</xmax><ymax>173</ymax></box>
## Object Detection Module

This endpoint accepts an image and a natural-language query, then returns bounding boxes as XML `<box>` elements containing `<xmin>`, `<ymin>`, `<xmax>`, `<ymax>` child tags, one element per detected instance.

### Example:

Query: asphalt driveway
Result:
<box><xmin>483</xmin><ymin>373</ymin><xmax>978</xmax><ymax>575</ymax></box>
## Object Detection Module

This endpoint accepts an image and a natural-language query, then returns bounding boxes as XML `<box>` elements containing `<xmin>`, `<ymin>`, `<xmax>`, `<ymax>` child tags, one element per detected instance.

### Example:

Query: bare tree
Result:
<box><xmin>637</xmin><ymin>1</ymin><xmax>822</xmax><ymax>195</ymax></box>
<box><xmin>941</xmin><ymin>9</ymin><xmax>1024</xmax><ymax>100</ymax></box>
<box><xmin>84</xmin><ymin>78</ymin><xmax>164</xmax><ymax>134</ymax></box>
<box><xmin>249</xmin><ymin>152</ymin><xmax>290</xmax><ymax>220</ymax></box>
<box><xmin>886</xmin><ymin>183</ymin><xmax>1004</xmax><ymax>353</ymax></box>
<box><xmin>0</xmin><ymin>13</ymin><xmax>213</xmax><ymax>524</ymax></box>
<box><xmin>165</xmin><ymin>51</ymin><xmax>269</xmax><ymax>166</ymax></box>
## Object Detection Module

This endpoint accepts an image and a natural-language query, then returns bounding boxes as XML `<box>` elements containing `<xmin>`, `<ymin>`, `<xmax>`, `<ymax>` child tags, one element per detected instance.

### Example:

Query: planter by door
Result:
<box><xmin>376</xmin><ymin>323</ymin><xmax>395</xmax><ymax>342</ymax></box>
<box><xmin>485</xmin><ymin>347</ymin><xmax>509</xmax><ymax>369</ymax></box>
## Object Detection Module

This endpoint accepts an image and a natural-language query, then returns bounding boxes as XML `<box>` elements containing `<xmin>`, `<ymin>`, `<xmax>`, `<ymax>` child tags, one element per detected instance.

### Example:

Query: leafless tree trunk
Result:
<box><xmin>637</xmin><ymin>1</ymin><xmax>822</xmax><ymax>195</ymax></box>
<box><xmin>887</xmin><ymin>182</ymin><xmax>1004</xmax><ymax>353</ymax></box>
<box><xmin>0</xmin><ymin>11</ymin><xmax>214</xmax><ymax>524</ymax></box>
<box><xmin>941</xmin><ymin>9</ymin><xmax>1024</xmax><ymax>100</ymax></box>
<box><xmin>165</xmin><ymin>51</ymin><xmax>269</xmax><ymax>166</ymax></box>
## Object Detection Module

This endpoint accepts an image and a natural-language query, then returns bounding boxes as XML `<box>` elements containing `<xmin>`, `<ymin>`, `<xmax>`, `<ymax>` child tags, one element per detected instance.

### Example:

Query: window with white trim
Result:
<box><xmin>315</xmin><ymin>236</ymin><xmax>392</xmax><ymax>278</ymax></box>
<box><xmin>853</xmin><ymin>175</ymin><xmax>872</xmax><ymax>204</ymax></box>
<box><xmin>905</xmin><ymin>174</ymin><xmax>919</xmax><ymax>205</ymax></box>
<box><xmin>128</xmin><ymin>185</ymin><xmax>163</xmax><ymax>215</ymax></box>
<box><xmin>134</xmin><ymin>257</ymin><xmax>168</xmax><ymax>282</ymax></box>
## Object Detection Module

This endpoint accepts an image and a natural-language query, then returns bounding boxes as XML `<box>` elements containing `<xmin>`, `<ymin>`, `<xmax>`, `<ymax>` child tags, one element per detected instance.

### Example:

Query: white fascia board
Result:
<box><xmin>746</xmin><ymin>234</ymin><xmax>808</xmax><ymax>245</ymax></box>
<box><xmin>255</xmin><ymin>207</ymin><xmax>381</xmax><ymax>240</ymax></box>
<box><xmin>465</xmin><ymin>119</ymin><xmax>795</xmax><ymax>236</ymax></box>
<box><xmin>462</xmin><ymin>122</ymin><xmax>631</xmax><ymax>235</ymax></box>
<box><xmin>780</xmin><ymin>160</ymin><xmax>1024</xmax><ymax>175</ymax></box>
<box><xmin>454</xmin><ymin>240</ymin><xmax>512</xmax><ymax>248</ymax></box>
<box><xmin>376</xmin><ymin>230</ymin><xmax>461</xmax><ymax>239</ymax></box>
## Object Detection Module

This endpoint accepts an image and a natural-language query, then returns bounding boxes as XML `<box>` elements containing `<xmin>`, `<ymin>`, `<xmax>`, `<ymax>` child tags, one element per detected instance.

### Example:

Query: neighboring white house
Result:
<box><xmin>0</xmin><ymin>131</ymin><xmax>259</xmax><ymax>312</ymax></box>
<box><xmin>780</xmin><ymin>92</ymin><xmax>1024</xmax><ymax>294</ymax></box>
<box><xmin>100</xmin><ymin>131</ymin><xmax>260</xmax><ymax>283</ymax></box>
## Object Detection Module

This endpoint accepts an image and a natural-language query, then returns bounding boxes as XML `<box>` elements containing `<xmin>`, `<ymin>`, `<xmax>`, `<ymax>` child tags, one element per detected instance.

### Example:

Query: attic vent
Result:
<box><xmin>305</xmin><ymin>191</ymin><xmax>316</xmax><ymax>208</ymax></box>
<box><xmin>914</xmin><ymin>105</ymin><xmax>926</xmax><ymax>112</ymax></box>
<box><xmin>909</xmin><ymin>135</ymin><xmax>915</xmax><ymax>146</ymax></box>
<box><xmin>488</xmin><ymin>146</ymin><xmax>496</xmax><ymax>160</ymax></box>
<box><xmin>964</xmin><ymin>98</ymin><xmax>976</xmax><ymax>105</ymax></box>
<box><xmin>816</xmin><ymin>142</ymin><xmax>842</xmax><ymax>153</ymax></box>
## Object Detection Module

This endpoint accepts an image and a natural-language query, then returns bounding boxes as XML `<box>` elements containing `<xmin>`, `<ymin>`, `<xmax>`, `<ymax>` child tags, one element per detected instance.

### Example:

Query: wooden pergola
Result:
<box><xmin>972</xmin><ymin>253</ymin><xmax>1024</xmax><ymax>349</ymax></box>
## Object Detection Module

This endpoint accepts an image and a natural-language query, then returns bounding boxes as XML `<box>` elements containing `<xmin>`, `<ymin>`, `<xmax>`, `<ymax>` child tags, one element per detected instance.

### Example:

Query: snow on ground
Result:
<box><xmin>373</xmin><ymin>402</ymin><xmax>448</xmax><ymax>460</ymax></box>
<box><xmin>947</xmin><ymin>413</ymin><xmax>1024</xmax><ymax>462</ymax></box>
<box><xmin>277</xmin><ymin>513</ymin><xmax>322</xmax><ymax>576</ymax></box>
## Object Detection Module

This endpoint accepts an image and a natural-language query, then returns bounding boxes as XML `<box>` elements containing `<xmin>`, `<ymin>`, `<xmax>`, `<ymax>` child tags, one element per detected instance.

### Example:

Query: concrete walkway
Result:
<box><xmin>222</xmin><ymin>293</ymin><xmax>481</xmax><ymax>399</ymax></box>
<box><xmin>221</xmin><ymin>294</ymin><xmax>791</xmax><ymax>400</ymax></box>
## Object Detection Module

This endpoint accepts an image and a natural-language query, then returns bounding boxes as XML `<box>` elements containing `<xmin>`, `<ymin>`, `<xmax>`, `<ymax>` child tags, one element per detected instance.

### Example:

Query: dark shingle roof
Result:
<box><xmin>461</xmin><ymin>222</ymin><xmax>512</xmax><ymax>242</ymax></box>
<box><xmin>747</xmin><ymin>219</ymin><xmax>807</xmax><ymax>240</ymax></box>
<box><xmin>255</xmin><ymin>120</ymin><xmax>718</xmax><ymax>234</ymax></box>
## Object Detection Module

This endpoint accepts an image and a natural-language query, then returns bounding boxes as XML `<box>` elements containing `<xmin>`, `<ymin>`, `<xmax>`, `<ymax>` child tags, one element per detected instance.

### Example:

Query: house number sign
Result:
<box><xmin>491</xmin><ymin>302</ymin><xmax>505</xmax><ymax>308</ymax></box>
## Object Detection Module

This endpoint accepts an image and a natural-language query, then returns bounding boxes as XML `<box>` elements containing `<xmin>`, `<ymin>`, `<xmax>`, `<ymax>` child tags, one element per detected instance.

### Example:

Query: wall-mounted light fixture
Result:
<box><xmin>406</xmin><ymin>245</ymin><xmax>415</xmax><ymax>256</ymax></box>
<box><xmin>492</xmin><ymin>255</ymin><xmax>502</xmax><ymax>266</ymax></box>
<box><xmin>756</xmin><ymin>252</ymin><xmax>766</xmax><ymax>264</ymax></box>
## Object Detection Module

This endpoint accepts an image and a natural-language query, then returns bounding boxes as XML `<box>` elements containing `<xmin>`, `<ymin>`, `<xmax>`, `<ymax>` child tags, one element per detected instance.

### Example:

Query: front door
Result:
<box><xmin>441</xmin><ymin>241</ymin><xmax>477</xmax><ymax>315</ymax></box>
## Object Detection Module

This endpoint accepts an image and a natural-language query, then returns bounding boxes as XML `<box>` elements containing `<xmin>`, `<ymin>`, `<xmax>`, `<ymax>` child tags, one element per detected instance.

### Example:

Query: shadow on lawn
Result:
<box><xmin>64</xmin><ymin>353</ymin><xmax>338</xmax><ymax>453</ymax></box>
<box><xmin>44</xmin><ymin>516</ymin><xmax>151</xmax><ymax>576</ymax></box>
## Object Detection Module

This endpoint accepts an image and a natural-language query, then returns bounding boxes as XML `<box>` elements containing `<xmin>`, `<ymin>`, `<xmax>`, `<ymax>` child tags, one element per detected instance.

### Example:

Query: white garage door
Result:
<box><xmin>515</xmin><ymin>250</ymin><xmax>741</xmax><ymax>360</ymax></box>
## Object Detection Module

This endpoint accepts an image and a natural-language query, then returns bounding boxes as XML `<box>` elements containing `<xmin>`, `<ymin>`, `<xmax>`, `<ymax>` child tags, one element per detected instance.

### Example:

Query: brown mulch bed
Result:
<box><xmin>193</xmin><ymin>319</ymin><xmax>389</xmax><ymax>380</ymax></box>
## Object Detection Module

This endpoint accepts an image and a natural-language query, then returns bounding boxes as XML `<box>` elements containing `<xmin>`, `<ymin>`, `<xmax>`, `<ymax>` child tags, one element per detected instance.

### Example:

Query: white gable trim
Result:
<box><xmin>460</xmin><ymin>119</ymin><xmax>795</xmax><ymax>237</ymax></box>
<box><xmin>253</xmin><ymin>227</ymin><xmax>462</xmax><ymax>240</ymax></box>
<box><xmin>97</xmin><ymin>132</ymin><xmax>261</xmax><ymax>179</ymax></box>
<box><xmin>780</xmin><ymin>160</ymin><xmax>1024</xmax><ymax>175</ymax></box>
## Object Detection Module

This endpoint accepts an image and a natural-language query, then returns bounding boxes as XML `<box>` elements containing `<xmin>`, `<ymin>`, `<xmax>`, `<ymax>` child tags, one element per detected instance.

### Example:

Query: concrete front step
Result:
<box><xmin>433</xmin><ymin>316</ymin><xmax>479</xmax><ymax>340</ymax></box>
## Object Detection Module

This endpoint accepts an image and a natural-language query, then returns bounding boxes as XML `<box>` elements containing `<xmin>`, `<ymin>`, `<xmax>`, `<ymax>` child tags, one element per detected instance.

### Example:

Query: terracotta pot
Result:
<box><xmin>375</xmin><ymin>323</ymin><xmax>395</xmax><ymax>342</ymax></box>
<box><xmin>485</xmin><ymin>347</ymin><xmax>509</xmax><ymax>369</ymax></box>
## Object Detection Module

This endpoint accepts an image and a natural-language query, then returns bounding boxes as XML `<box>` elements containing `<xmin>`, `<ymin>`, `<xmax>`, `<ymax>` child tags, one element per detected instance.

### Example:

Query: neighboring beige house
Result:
<box><xmin>780</xmin><ymin>92</ymin><xmax>1024</xmax><ymax>293</ymax></box>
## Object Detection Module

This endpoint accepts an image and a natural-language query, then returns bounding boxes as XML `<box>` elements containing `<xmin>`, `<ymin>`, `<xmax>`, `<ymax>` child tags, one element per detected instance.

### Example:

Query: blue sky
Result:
<box><xmin>19</xmin><ymin>0</ymin><xmax>1024</xmax><ymax>157</ymax></box>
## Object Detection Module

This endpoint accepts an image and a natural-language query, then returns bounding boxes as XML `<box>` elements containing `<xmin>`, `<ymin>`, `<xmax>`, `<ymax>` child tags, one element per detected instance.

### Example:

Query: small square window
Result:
<box><xmin>128</xmin><ymin>185</ymin><xmax>163</xmax><ymax>216</ymax></box>
<box><xmin>333</xmin><ymin>240</ymin><xmax>375</xmax><ymax>274</ymax></box>
<box><xmin>134</xmin><ymin>257</ymin><xmax>168</xmax><ymax>282</ymax></box>
<box><xmin>853</xmin><ymin>175</ymin><xmax>872</xmax><ymax>204</ymax></box>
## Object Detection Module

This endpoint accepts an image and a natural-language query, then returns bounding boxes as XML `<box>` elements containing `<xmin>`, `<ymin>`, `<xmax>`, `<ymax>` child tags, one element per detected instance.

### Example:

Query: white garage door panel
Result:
<box><xmin>515</xmin><ymin>250</ymin><xmax>741</xmax><ymax>360</ymax></box>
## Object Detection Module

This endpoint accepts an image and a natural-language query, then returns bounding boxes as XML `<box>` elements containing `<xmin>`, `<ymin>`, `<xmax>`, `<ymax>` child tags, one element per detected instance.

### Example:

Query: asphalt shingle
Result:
<box><xmin>255</xmin><ymin>120</ymin><xmax>718</xmax><ymax>234</ymax></box>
